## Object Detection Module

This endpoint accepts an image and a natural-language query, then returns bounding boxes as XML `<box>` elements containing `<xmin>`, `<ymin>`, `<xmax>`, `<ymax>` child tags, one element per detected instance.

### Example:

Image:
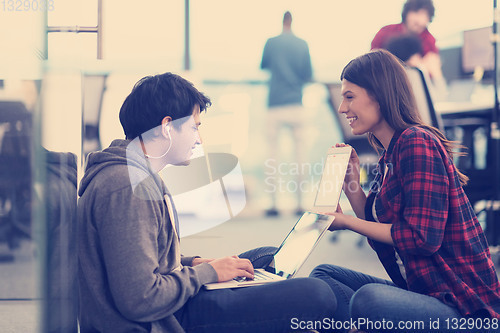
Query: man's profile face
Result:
<box><xmin>169</xmin><ymin>104</ymin><xmax>202</xmax><ymax>166</ymax></box>
<box><xmin>405</xmin><ymin>9</ymin><xmax>430</xmax><ymax>34</ymax></box>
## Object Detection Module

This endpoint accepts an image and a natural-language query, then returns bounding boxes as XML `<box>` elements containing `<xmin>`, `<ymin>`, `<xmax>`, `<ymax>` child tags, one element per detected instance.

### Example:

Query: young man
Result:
<box><xmin>77</xmin><ymin>72</ymin><xmax>336</xmax><ymax>332</ymax></box>
<box><xmin>371</xmin><ymin>0</ymin><xmax>444</xmax><ymax>82</ymax></box>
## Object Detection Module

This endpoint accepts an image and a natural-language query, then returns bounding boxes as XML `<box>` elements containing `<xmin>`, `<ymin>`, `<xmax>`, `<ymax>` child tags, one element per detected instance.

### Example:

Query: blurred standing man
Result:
<box><xmin>371</xmin><ymin>0</ymin><xmax>445</xmax><ymax>86</ymax></box>
<box><xmin>261</xmin><ymin>11</ymin><xmax>312</xmax><ymax>217</ymax></box>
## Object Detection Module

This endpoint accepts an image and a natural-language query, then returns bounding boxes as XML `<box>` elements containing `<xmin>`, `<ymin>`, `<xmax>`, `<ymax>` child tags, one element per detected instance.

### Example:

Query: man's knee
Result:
<box><xmin>238</xmin><ymin>246</ymin><xmax>277</xmax><ymax>268</ymax></box>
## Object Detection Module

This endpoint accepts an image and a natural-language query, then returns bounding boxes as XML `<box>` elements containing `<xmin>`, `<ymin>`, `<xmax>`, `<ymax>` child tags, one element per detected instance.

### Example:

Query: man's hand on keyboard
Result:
<box><xmin>208</xmin><ymin>255</ymin><xmax>254</xmax><ymax>282</ymax></box>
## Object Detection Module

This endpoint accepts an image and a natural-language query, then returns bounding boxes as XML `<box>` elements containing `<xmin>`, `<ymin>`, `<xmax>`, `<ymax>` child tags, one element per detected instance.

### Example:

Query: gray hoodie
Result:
<box><xmin>77</xmin><ymin>139</ymin><xmax>218</xmax><ymax>333</ymax></box>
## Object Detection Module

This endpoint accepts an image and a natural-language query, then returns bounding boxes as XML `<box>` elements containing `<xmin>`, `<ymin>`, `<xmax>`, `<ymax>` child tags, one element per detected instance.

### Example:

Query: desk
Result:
<box><xmin>435</xmin><ymin>100</ymin><xmax>493</xmax><ymax>118</ymax></box>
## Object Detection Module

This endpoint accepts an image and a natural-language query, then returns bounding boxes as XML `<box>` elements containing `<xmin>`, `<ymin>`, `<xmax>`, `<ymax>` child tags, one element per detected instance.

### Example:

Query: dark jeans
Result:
<box><xmin>174</xmin><ymin>247</ymin><xmax>337</xmax><ymax>333</ymax></box>
<box><xmin>310</xmin><ymin>264</ymin><xmax>500</xmax><ymax>333</ymax></box>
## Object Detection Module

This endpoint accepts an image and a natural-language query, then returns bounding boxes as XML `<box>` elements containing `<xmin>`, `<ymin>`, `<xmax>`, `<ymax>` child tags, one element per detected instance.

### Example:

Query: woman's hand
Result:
<box><xmin>326</xmin><ymin>212</ymin><xmax>355</xmax><ymax>231</ymax></box>
<box><xmin>332</xmin><ymin>144</ymin><xmax>367</xmax><ymax>219</ymax></box>
<box><xmin>321</xmin><ymin>204</ymin><xmax>351</xmax><ymax>231</ymax></box>
<box><xmin>322</xmin><ymin>203</ymin><xmax>394</xmax><ymax>245</ymax></box>
<box><xmin>335</xmin><ymin>143</ymin><xmax>361</xmax><ymax>193</ymax></box>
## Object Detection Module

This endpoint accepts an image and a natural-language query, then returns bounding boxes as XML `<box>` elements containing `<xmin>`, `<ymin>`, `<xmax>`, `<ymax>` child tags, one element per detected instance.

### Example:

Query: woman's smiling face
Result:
<box><xmin>338</xmin><ymin>79</ymin><xmax>384</xmax><ymax>136</ymax></box>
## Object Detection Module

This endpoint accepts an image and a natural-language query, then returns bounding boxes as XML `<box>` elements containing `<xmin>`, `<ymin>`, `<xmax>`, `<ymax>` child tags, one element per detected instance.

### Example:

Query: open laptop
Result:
<box><xmin>204</xmin><ymin>146</ymin><xmax>351</xmax><ymax>290</ymax></box>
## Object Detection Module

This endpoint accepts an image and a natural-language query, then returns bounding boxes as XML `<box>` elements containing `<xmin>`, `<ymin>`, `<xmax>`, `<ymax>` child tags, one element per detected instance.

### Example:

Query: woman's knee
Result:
<box><xmin>350</xmin><ymin>283</ymin><xmax>392</xmax><ymax>319</ymax></box>
<box><xmin>287</xmin><ymin>278</ymin><xmax>337</xmax><ymax>315</ymax></box>
<box><xmin>310</xmin><ymin>264</ymin><xmax>347</xmax><ymax>280</ymax></box>
<box><xmin>303</xmin><ymin>278</ymin><xmax>337</xmax><ymax>312</ymax></box>
<box><xmin>310</xmin><ymin>264</ymin><xmax>331</xmax><ymax>276</ymax></box>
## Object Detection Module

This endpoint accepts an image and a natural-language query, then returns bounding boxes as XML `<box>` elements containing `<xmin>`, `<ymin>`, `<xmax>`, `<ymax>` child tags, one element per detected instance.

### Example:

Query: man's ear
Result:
<box><xmin>163</xmin><ymin>123</ymin><xmax>171</xmax><ymax>137</ymax></box>
<box><xmin>161</xmin><ymin>116</ymin><xmax>173</xmax><ymax>137</ymax></box>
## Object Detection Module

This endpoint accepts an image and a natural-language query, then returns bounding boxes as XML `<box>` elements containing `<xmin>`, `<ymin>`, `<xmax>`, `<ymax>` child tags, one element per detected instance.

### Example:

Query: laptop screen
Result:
<box><xmin>313</xmin><ymin>150</ymin><xmax>350</xmax><ymax>208</ymax></box>
<box><xmin>270</xmin><ymin>212</ymin><xmax>334</xmax><ymax>279</ymax></box>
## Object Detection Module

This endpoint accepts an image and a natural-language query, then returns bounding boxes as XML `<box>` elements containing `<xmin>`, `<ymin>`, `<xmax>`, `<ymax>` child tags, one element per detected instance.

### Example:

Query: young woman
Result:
<box><xmin>311</xmin><ymin>49</ymin><xmax>500</xmax><ymax>332</ymax></box>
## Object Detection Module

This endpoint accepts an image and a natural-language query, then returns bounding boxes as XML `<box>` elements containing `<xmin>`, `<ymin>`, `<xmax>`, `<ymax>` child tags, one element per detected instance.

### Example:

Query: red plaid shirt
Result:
<box><xmin>366</xmin><ymin>126</ymin><xmax>500</xmax><ymax>318</ymax></box>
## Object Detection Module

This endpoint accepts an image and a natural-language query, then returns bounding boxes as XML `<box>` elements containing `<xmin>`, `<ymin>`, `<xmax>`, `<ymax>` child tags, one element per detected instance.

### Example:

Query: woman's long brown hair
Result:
<box><xmin>340</xmin><ymin>49</ymin><xmax>469</xmax><ymax>186</ymax></box>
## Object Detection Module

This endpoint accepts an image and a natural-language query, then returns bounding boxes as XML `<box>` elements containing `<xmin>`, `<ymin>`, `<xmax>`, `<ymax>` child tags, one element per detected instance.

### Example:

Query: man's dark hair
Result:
<box><xmin>119</xmin><ymin>72</ymin><xmax>211</xmax><ymax>140</ymax></box>
<box><xmin>385</xmin><ymin>34</ymin><xmax>423</xmax><ymax>61</ymax></box>
<box><xmin>283</xmin><ymin>11</ymin><xmax>292</xmax><ymax>25</ymax></box>
<box><xmin>401</xmin><ymin>0</ymin><xmax>435</xmax><ymax>23</ymax></box>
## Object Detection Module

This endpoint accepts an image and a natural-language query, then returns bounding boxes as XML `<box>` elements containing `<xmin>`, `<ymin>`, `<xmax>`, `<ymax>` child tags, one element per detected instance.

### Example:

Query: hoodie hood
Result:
<box><xmin>78</xmin><ymin>139</ymin><xmax>162</xmax><ymax>198</ymax></box>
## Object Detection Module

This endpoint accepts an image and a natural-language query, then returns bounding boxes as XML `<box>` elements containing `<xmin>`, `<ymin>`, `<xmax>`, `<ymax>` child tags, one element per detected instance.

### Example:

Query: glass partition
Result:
<box><xmin>0</xmin><ymin>7</ymin><xmax>45</xmax><ymax>333</ymax></box>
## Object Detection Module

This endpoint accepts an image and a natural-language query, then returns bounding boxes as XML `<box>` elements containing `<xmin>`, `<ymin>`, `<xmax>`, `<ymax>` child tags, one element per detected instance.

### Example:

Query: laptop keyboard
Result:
<box><xmin>233</xmin><ymin>276</ymin><xmax>247</xmax><ymax>282</ymax></box>
<box><xmin>253</xmin><ymin>270</ymin><xmax>268</xmax><ymax>281</ymax></box>
<box><xmin>233</xmin><ymin>269</ymin><xmax>270</xmax><ymax>282</ymax></box>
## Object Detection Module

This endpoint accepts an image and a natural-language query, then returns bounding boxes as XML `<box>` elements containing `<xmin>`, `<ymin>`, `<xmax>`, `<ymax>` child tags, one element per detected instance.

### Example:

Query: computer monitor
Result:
<box><xmin>462</xmin><ymin>26</ymin><xmax>494</xmax><ymax>74</ymax></box>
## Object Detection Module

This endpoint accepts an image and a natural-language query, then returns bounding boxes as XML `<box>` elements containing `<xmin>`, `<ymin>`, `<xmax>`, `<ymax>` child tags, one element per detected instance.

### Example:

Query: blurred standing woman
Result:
<box><xmin>311</xmin><ymin>49</ymin><xmax>500</xmax><ymax>332</ymax></box>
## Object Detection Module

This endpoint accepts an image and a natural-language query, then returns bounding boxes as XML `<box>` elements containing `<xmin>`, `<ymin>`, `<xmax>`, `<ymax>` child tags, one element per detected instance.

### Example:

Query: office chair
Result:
<box><xmin>404</xmin><ymin>66</ymin><xmax>445</xmax><ymax>132</ymax></box>
<box><xmin>0</xmin><ymin>101</ymin><xmax>32</xmax><ymax>251</ymax></box>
